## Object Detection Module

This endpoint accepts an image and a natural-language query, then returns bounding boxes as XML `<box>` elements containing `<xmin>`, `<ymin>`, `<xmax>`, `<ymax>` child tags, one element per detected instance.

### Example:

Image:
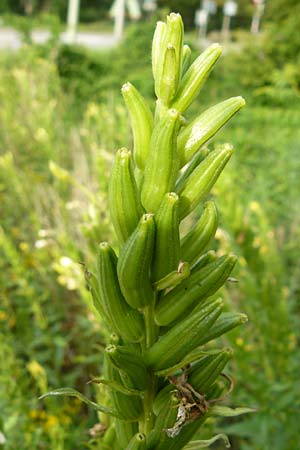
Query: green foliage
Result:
<box><xmin>0</xmin><ymin>5</ymin><xmax>300</xmax><ymax>450</ymax></box>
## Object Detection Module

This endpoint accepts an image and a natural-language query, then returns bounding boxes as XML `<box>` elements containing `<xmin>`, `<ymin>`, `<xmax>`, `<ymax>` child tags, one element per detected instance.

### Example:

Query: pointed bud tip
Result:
<box><xmin>166</xmin><ymin>192</ymin><xmax>179</xmax><ymax>202</ymax></box>
<box><xmin>168</xmin><ymin>12</ymin><xmax>182</xmax><ymax>22</ymax></box>
<box><xmin>142</xmin><ymin>213</ymin><xmax>154</xmax><ymax>222</ymax></box>
<box><xmin>99</xmin><ymin>241</ymin><xmax>109</xmax><ymax>250</ymax></box>
<box><xmin>168</xmin><ymin>108</ymin><xmax>180</xmax><ymax>119</ymax></box>
<box><xmin>136</xmin><ymin>433</ymin><xmax>146</xmax><ymax>441</ymax></box>
<box><xmin>121</xmin><ymin>82</ymin><xmax>132</xmax><ymax>93</ymax></box>
<box><xmin>236</xmin><ymin>96</ymin><xmax>246</xmax><ymax>106</ymax></box>
<box><xmin>105</xmin><ymin>344</ymin><xmax>116</xmax><ymax>353</ymax></box>
<box><xmin>240</xmin><ymin>313</ymin><xmax>248</xmax><ymax>323</ymax></box>
<box><xmin>228</xmin><ymin>253</ymin><xmax>238</xmax><ymax>263</ymax></box>
<box><xmin>117</xmin><ymin>147</ymin><xmax>131</xmax><ymax>159</ymax></box>
<box><xmin>223</xmin><ymin>347</ymin><xmax>234</xmax><ymax>357</ymax></box>
<box><xmin>167</xmin><ymin>43</ymin><xmax>176</xmax><ymax>50</ymax></box>
<box><xmin>211</xmin><ymin>43</ymin><xmax>222</xmax><ymax>51</ymax></box>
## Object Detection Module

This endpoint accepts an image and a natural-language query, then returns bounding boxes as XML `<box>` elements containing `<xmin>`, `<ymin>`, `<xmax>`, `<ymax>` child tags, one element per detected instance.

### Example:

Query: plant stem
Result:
<box><xmin>141</xmin><ymin>296</ymin><xmax>158</xmax><ymax>435</ymax></box>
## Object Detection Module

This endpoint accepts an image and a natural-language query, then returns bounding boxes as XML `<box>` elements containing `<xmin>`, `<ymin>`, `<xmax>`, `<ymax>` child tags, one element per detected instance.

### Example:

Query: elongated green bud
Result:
<box><xmin>154</xmin><ymin>261</ymin><xmax>190</xmax><ymax>291</ymax></box>
<box><xmin>105</xmin><ymin>357</ymin><xmax>142</xmax><ymax>420</ymax></box>
<box><xmin>178</xmin><ymin>97</ymin><xmax>245</xmax><ymax>164</ymax></box>
<box><xmin>117</xmin><ymin>214</ymin><xmax>155</xmax><ymax>309</ymax></box>
<box><xmin>206</xmin><ymin>380</ymin><xmax>227</xmax><ymax>401</ymax></box>
<box><xmin>103</xmin><ymin>424</ymin><xmax>116</xmax><ymax>445</ymax></box>
<box><xmin>85</xmin><ymin>270</ymin><xmax>109</xmax><ymax>324</ymax></box>
<box><xmin>157</xmin><ymin>44</ymin><xmax>177</xmax><ymax>105</ymax></box>
<box><xmin>97</xmin><ymin>242</ymin><xmax>144</xmax><ymax>342</ymax></box>
<box><xmin>176</xmin><ymin>147</ymin><xmax>210</xmax><ymax>188</ymax></box>
<box><xmin>141</xmin><ymin>109</ymin><xmax>179</xmax><ymax>212</ymax></box>
<box><xmin>178</xmin><ymin>144</ymin><xmax>233</xmax><ymax>219</ymax></box>
<box><xmin>126</xmin><ymin>433</ymin><xmax>146</xmax><ymax>450</ymax></box>
<box><xmin>152</xmin><ymin>192</ymin><xmax>180</xmax><ymax>282</ymax></box>
<box><xmin>116</xmin><ymin>421</ymin><xmax>139</xmax><ymax>449</ymax></box>
<box><xmin>152</xmin><ymin>21</ymin><xmax>167</xmax><ymax>84</ymax></box>
<box><xmin>197</xmin><ymin>312</ymin><xmax>248</xmax><ymax>346</ymax></box>
<box><xmin>166</xmin><ymin>417</ymin><xmax>207</xmax><ymax>450</ymax></box>
<box><xmin>155</xmin><ymin>254</ymin><xmax>237</xmax><ymax>326</ymax></box>
<box><xmin>152</xmin><ymin>384</ymin><xmax>174</xmax><ymax>416</ymax></box>
<box><xmin>180</xmin><ymin>201</ymin><xmax>218</xmax><ymax>264</ymax></box>
<box><xmin>182</xmin><ymin>44</ymin><xmax>191</xmax><ymax>75</ymax></box>
<box><xmin>106</xmin><ymin>345</ymin><xmax>148</xmax><ymax>391</ymax></box>
<box><xmin>164</xmin><ymin>13</ymin><xmax>183</xmax><ymax>90</ymax></box>
<box><xmin>172</xmin><ymin>44</ymin><xmax>222</xmax><ymax>113</ymax></box>
<box><xmin>147</xmin><ymin>392</ymin><xmax>179</xmax><ymax>449</ymax></box>
<box><xmin>190</xmin><ymin>249</ymin><xmax>217</xmax><ymax>272</ymax></box>
<box><xmin>122</xmin><ymin>83</ymin><xmax>154</xmax><ymax>170</ymax></box>
<box><xmin>109</xmin><ymin>148</ymin><xmax>144</xmax><ymax>245</ymax></box>
<box><xmin>155</xmin><ymin>13</ymin><xmax>183</xmax><ymax>103</ymax></box>
<box><xmin>146</xmin><ymin>298</ymin><xmax>223</xmax><ymax>370</ymax></box>
<box><xmin>188</xmin><ymin>348</ymin><xmax>233</xmax><ymax>393</ymax></box>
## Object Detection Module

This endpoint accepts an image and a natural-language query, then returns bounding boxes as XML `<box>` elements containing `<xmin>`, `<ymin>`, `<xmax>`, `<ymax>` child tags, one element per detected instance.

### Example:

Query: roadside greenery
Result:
<box><xmin>0</xmin><ymin>8</ymin><xmax>299</xmax><ymax>450</ymax></box>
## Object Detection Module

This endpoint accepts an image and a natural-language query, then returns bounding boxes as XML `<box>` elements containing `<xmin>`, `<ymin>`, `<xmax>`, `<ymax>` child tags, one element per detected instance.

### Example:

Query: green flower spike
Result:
<box><xmin>41</xmin><ymin>12</ymin><xmax>253</xmax><ymax>449</ymax></box>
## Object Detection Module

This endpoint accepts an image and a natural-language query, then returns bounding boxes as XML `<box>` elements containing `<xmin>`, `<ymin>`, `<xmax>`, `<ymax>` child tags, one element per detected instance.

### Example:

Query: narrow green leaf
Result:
<box><xmin>183</xmin><ymin>433</ymin><xmax>230</xmax><ymax>449</ymax></box>
<box><xmin>88</xmin><ymin>378</ymin><xmax>143</xmax><ymax>396</ymax></box>
<box><xmin>210</xmin><ymin>405</ymin><xmax>256</xmax><ymax>417</ymax></box>
<box><xmin>39</xmin><ymin>387</ymin><xmax>125</xmax><ymax>419</ymax></box>
<box><xmin>154</xmin><ymin>348</ymin><xmax>221</xmax><ymax>377</ymax></box>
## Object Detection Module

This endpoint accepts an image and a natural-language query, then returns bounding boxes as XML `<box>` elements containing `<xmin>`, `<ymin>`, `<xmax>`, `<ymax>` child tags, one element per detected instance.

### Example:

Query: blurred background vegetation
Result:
<box><xmin>0</xmin><ymin>1</ymin><xmax>299</xmax><ymax>449</ymax></box>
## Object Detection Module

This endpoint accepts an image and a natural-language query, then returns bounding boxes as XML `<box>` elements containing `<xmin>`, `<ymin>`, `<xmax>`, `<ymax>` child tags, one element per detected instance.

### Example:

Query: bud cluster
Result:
<box><xmin>83</xmin><ymin>13</ymin><xmax>247</xmax><ymax>449</ymax></box>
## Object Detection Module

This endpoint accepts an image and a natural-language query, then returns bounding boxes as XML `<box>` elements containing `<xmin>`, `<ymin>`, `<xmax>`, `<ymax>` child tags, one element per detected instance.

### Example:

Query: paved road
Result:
<box><xmin>0</xmin><ymin>28</ymin><xmax>117</xmax><ymax>50</ymax></box>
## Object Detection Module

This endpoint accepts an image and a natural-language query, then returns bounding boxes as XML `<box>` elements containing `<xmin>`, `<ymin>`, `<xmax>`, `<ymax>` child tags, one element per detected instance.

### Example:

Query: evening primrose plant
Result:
<box><xmin>41</xmin><ymin>13</ymin><xmax>253</xmax><ymax>449</ymax></box>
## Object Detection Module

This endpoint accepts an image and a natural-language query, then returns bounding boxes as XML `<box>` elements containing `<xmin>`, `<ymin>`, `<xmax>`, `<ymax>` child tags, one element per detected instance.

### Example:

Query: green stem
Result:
<box><xmin>140</xmin><ymin>296</ymin><xmax>159</xmax><ymax>435</ymax></box>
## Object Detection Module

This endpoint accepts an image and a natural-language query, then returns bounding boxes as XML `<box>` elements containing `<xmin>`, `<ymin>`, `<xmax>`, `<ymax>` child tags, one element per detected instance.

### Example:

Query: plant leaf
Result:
<box><xmin>39</xmin><ymin>387</ymin><xmax>125</xmax><ymax>419</ymax></box>
<box><xmin>155</xmin><ymin>348</ymin><xmax>221</xmax><ymax>377</ymax></box>
<box><xmin>183</xmin><ymin>433</ymin><xmax>230</xmax><ymax>449</ymax></box>
<box><xmin>88</xmin><ymin>378</ymin><xmax>143</xmax><ymax>396</ymax></box>
<box><xmin>210</xmin><ymin>405</ymin><xmax>256</xmax><ymax>417</ymax></box>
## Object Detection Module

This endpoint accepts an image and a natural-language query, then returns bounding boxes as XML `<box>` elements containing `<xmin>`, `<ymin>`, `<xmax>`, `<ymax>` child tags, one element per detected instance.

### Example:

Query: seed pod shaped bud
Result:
<box><xmin>146</xmin><ymin>298</ymin><xmax>223</xmax><ymax>370</ymax></box>
<box><xmin>109</xmin><ymin>148</ymin><xmax>144</xmax><ymax>245</ymax></box>
<box><xmin>147</xmin><ymin>391</ymin><xmax>179</xmax><ymax>449</ymax></box>
<box><xmin>180</xmin><ymin>201</ymin><xmax>218</xmax><ymax>264</ymax></box>
<box><xmin>152</xmin><ymin>384</ymin><xmax>174</xmax><ymax>416</ymax></box>
<box><xmin>85</xmin><ymin>270</ymin><xmax>109</xmax><ymax>324</ymax></box>
<box><xmin>152</xmin><ymin>21</ymin><xmax>167</xmax><ymax>84</ymax></box>
<box><xmin>157</xmin><ymin>44</ymin><xmax>177</xmax><ymax>106</ymax></box>
<box><xmin>141</xmin><ymin>108</ymin><xmax>179</xmax><ymax>212</ymax></box>
<box><xmin>97</xmin><ymin>242</ymin><xmax>144</xmax><ymax>342</ymax></box>
<box><xmin>178</xmin><ymin>97</ymin><xmax>245</xmax><ymax>165</ymax></box>
<box><xmin>178</xmin><ymin>144</ymin><xmax>233</xmax><ymax>219</ymax></box>
<box><xmin>155</xmin><ymin>254</ymin><xmax>237</xmax><ymax>326</ymax></box>
<box><xmin>154</xmin><ymin>14</ymin><xmax>183</xmax><ymax>101</ymax></box>
<box><xmin>176</xmin><ymin>147</ymin><xmax>210</xmax><ymax>188</ymax></box>
<box><xmin>103</xmin><ymin>424</ymin><xmax>116</xmax><ymax>445</ymax></box>
<box><xmin>106</xmin><ymin>345</ymin><xmax>148</xmax><ymax>391</ymax></box>
<box><xmin>154</xmin><ymin>261</ymin><xmax>190</xmax><ymax>291</ymax></box>
<box><xmin>166</xmin><ymin>417</ymin><xmax>207</xmax><ymax>450</ymax></box>
<box><xmin>188</xmin><ymin>348</ymin><xmax>233</xmax><ymax>393</ymax></box>
<box><xmin>172</xmin><ymin>43</ymin><xmax>222</xmax><ymax>114</ymax></box>
<box><xmin>164</xmin><ymin>13</ymin><xmax>184</xmax><ymax>84</ymax></box>
<box><xmin>152</xmin><ymin>192</ymin><xmax>180</xmax><ymax>282</ymax></box>
<box><xmin>197</xmin><ymin>312</ymin><xmax>248</xmax><ymax>346</ymax></box>
<box><xmin>206</xmin><ymin>380</ymin><xmax>227</xmax><ymax>400</ymax></box>
<box><xmin>125</xmin><ymin>433</ymin><xmax>146</xmax><ymax>450</ymax></box>
<box><xmin>190</xmin><ymin>249</ymin><xmax>217</xmax><ymax>272</ymax></box>
<box><xmin>105</xmin><ymin>357</ymin><xmax>143</xmax><ymax>420</ymax></box>
<box><xmin>116</xmin><ymin>421</ymin><xmax>139</xmax><ymax>449</ymax></box>
<box><xmin>122</xmin><ymin>83</ymin><xmax>154</xmax><ymax>170</ymax></box>
<box><xmin>117</xmin><ymin>214</ymin><xmax>155</xmax><ymax>309</ymax></box>
<box><xmin>182</xmin><ymin>44</ymin><xmax>191</xmax><ymax>75</ymax></box>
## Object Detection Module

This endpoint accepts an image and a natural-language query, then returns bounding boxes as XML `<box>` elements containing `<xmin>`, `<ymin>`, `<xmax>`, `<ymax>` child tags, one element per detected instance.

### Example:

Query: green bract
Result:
<box><xmin>42</xmin><ymin>12</ymin><xmax>251</xmax><ymax>449</ymax></box>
